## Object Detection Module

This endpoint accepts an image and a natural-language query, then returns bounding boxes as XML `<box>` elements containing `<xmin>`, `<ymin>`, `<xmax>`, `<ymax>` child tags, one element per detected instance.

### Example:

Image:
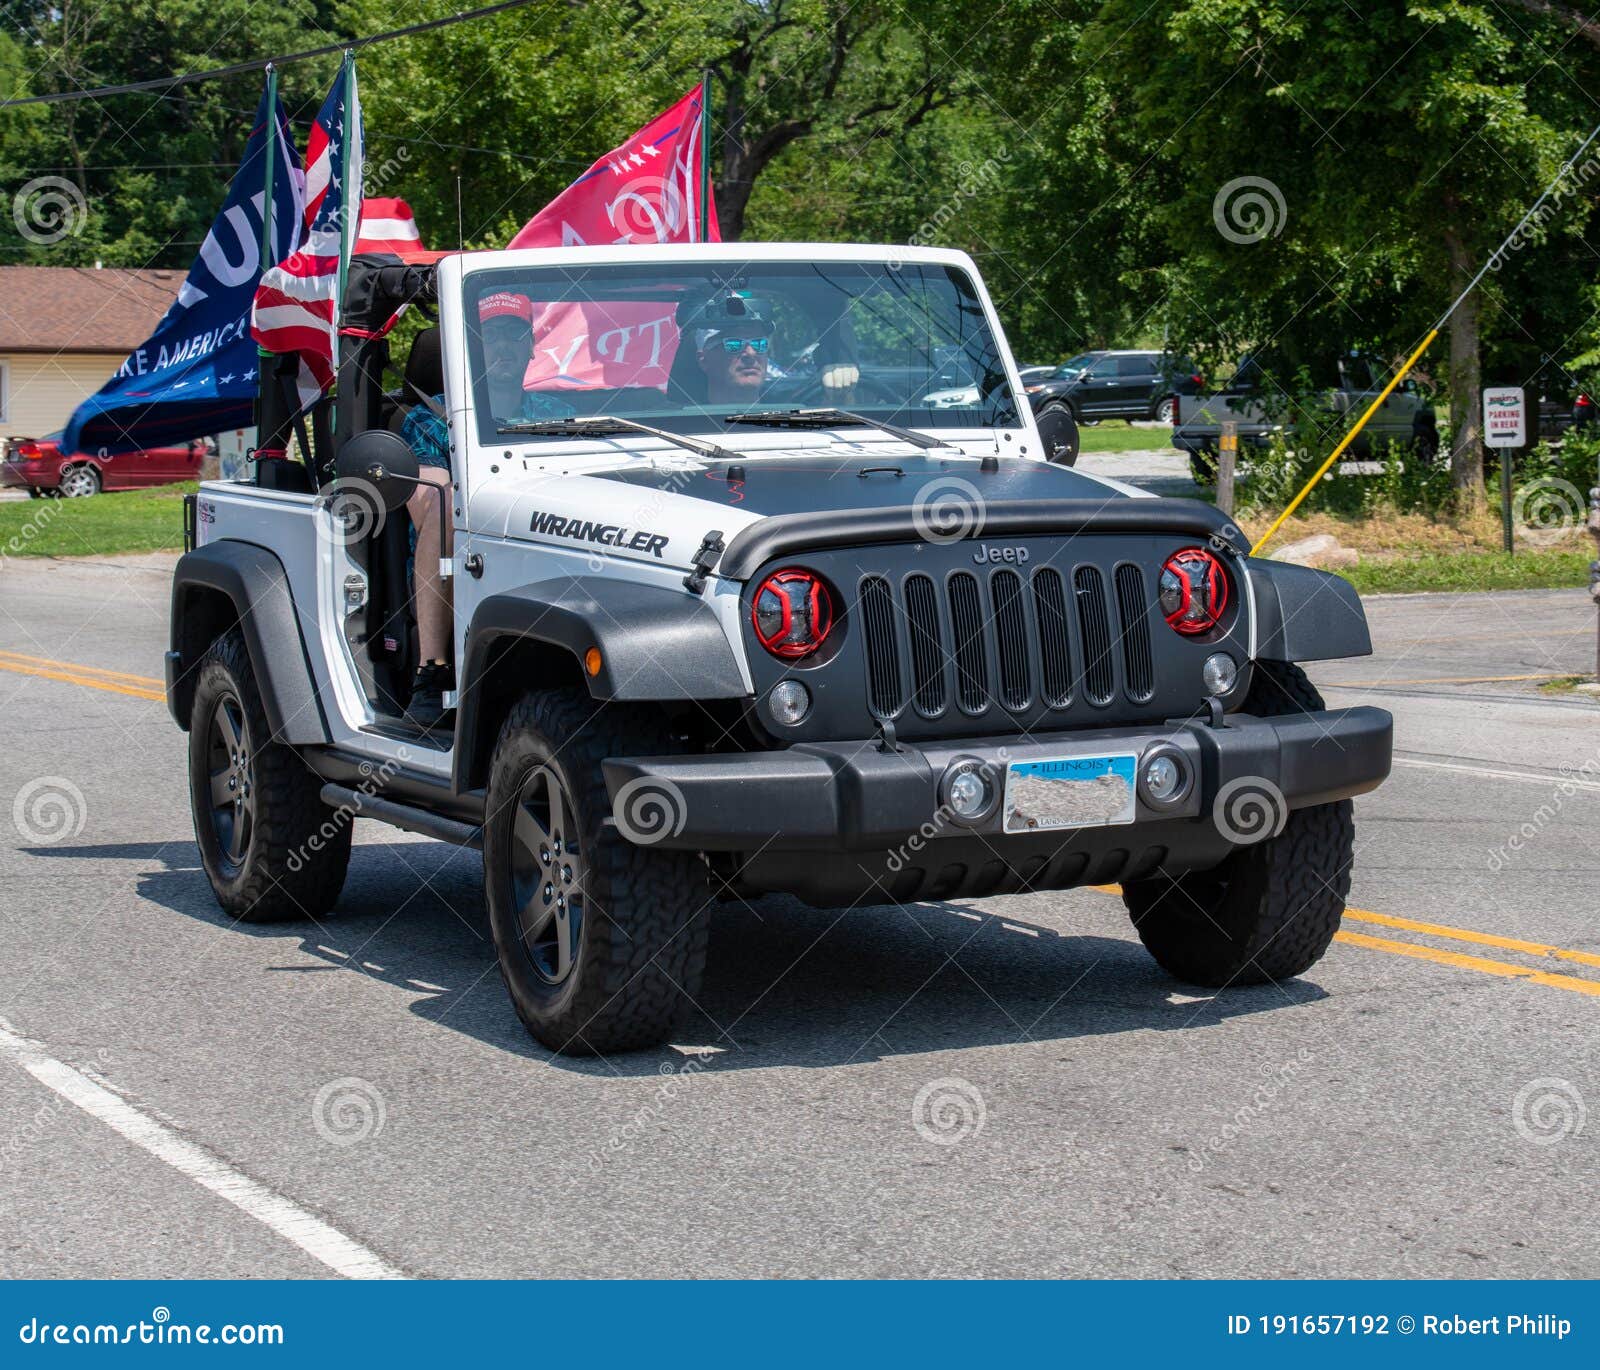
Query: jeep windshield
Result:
<box><xmin>461</xmin><ymin>258</ymin><xmax>1019</xmax><ymax>448</ymax></box>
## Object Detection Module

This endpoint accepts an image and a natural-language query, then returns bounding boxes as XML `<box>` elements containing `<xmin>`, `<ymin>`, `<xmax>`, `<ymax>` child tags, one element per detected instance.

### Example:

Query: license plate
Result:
<box><xmin>1003</xmin><ymin>753</ymin><xmax>1137</xmax><ymax>833</ymax></box>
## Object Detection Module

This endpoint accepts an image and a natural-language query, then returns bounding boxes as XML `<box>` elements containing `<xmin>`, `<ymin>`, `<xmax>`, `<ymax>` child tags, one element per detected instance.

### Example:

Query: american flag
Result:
<box><xmin>355</xmin><ymin>197</ymin><xmax>427</xmax><ymax>259</ymax></box>
<box><xmin>251</xmin><ymin>63</ymin><xmax>364</xmax><ymax>411</ymax></box>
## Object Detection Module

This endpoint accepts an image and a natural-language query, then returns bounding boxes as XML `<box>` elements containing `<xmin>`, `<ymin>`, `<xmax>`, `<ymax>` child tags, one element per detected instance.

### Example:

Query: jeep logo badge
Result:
<box><xmin>972</xmin><ymin>544</ymin><xmax>1030</xmax><ymax>565</ymax></box>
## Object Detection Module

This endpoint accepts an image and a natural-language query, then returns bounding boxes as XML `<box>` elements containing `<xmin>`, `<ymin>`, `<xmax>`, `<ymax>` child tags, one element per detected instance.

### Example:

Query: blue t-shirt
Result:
<box><xmin>402</xmin><ymin>391</ymin><xmax>576</xmax><ymax>473</ymax></box>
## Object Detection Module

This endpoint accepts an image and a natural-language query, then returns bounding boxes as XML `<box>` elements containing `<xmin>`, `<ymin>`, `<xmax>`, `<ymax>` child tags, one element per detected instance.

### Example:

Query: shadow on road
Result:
<box><xmin>24</xmin><ymin>837</ymin><xmax>1325</xmax><ymax>1075</ymax></box>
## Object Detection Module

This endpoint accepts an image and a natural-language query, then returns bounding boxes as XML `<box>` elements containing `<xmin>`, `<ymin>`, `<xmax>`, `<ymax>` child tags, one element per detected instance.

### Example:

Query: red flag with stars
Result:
<box><xmin>508</xmin><ymin>84</ymin><xmax>719</xmax><ymax>248</ymax></box>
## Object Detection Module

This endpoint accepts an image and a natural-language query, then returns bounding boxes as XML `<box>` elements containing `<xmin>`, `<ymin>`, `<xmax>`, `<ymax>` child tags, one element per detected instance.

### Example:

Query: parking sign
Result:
<box><xmin>1483</xmin><ymin>387</ymin><xmax>1526</xmax><ymax>447</ymax></box>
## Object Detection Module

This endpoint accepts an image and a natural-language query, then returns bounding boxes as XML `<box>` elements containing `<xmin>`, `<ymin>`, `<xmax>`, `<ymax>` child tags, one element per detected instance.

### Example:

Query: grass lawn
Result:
<box><xmin>1338</xmin><ymin>549</ymin><xmax>1590</xmax><ymax>595</ymax></box>
<box><xmin>1076</xmin><ymin>420</ymin><xmax>1172</xmax><ymax>454</ymax></box>
<box><xmin>0</xmin><ymin>483</ymin><xmax>193</xmax><ymax>558</ymax></box>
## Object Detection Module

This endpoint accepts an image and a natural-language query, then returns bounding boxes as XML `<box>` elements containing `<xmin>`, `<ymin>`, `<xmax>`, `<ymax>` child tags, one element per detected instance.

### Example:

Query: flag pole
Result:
<box><xmin>699</xmin><ymin>68</ymin><xmax>712</xmax><ymax>241</ymax></box>
<box><xmin>336</xmin><ymin>51</ymin><xmax>357</xmax><ymax>372</ymax></box>
<box><xmin>255</xmin><ymin>66</ymin><xmax>279</xmax><ymax>437</ymax></box>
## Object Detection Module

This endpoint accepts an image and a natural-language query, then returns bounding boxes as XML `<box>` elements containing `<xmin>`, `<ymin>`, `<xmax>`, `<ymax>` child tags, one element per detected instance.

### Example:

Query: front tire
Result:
<box><xmin>483</xmin><ymin>689</ymin><xmax>709</xmax><ymax>1054</ymax></box>
<box><xmin>188</xmin><ymin>630</ymin><xmax>351</xmax><ymax>921</ymax></box>
<box><xmin>1122</xmin><ymin>662</ymin><xmax>1354</xmax><ymax>987</ymax></box>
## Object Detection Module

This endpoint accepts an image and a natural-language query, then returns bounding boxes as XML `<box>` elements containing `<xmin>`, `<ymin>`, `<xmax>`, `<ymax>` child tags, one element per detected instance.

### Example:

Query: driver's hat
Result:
<box><xmin>478</xmin><ymin>291</ymin><xmax>534</xmax><ymax>326</ymax></box>
<box><xmin>684</xmin><ymin>290</ymin><xmax>773</xmax><ymax>351</ymax></box>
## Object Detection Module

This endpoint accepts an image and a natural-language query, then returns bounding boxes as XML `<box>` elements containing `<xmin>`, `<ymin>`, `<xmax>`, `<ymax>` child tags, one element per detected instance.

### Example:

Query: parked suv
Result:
<box><xmin>1</xmin><ymin>430</ymin><xmax>207</xmax><ymax>497</ymax></box>
<box><xmin>1026</xmin><ymin>350</ymin><xmax>1199</xmax><ymax>425</ymax></box>
<box><xmin>1172</xmin><ymin>353</ymin><xmax>1438</xmax><ymax>484</ymax></box>
<box><xmin>167</xmin><ymin>243</ymin><xmax>1390</xmax><ymax>1054</ymax></box>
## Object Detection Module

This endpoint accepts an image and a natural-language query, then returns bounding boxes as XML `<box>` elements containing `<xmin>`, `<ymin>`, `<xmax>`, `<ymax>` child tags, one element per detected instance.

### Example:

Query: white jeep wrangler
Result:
<box><xmin>167</xmin><ymin>243</ymin><xmax>1392</xmax><ymax>1054</ymax></box>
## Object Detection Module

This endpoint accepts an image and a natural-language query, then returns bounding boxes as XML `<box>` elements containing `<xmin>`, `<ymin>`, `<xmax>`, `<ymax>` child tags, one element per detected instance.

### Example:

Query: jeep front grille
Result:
<box><xmin>861</xmin><ymin>562</ymin><xmax>1158</xmax><ymax>722</ymax></box>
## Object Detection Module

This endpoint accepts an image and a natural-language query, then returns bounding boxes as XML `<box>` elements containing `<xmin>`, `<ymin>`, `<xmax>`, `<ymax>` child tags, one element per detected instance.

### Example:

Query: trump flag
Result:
<box><xmin>508</xmin><ymin>83</ymin><xmax>719</xmax><ymax>248</ymax></box>
<box><xmin>63</xmin><ymin>84</ymin><xmax>304</xmax><ymax>455</ymax></box>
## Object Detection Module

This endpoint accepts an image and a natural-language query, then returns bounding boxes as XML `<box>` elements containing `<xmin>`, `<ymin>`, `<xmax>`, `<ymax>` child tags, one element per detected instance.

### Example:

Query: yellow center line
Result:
<box><xmin>1342</xmin><ymin>906</ymin><xmax>1600</xmax><ymax>970</ymax></box>
<box><xmin>1089</xmin><ymin>883</ymin><xmax>1600</xmax><ymax>996</ymax></box>
<box><xmin>1334</xmin><ymin>930</ymin><xmax>1600</xmax><ymax>999</ymax></box>
<box><xmin>0</xmin><ymin>650</ymin><xmax>164</xmax><ymax>701</ymax></box>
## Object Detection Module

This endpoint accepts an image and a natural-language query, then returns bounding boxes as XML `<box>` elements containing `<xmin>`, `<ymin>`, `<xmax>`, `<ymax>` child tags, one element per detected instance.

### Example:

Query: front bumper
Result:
<box><xmin>604</xmin><ymin>705</ymin><xmax>1392</xmax><ymax>854</ymax></box>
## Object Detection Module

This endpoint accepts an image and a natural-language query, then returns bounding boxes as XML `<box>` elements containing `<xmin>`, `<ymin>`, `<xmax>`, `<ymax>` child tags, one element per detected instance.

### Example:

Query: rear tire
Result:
<box><xmin>188</xmin><ymin>630</ymin><xmax>351</xmax><ymax>922</ymax></box>
<box><xmin>1122</xmin><ymin>662</ymin><xmax>1353</xmax><ymax>987</ymax></box>
<box><xmin>1154</xmin><ymin>395</ymin><xmax>1178</xmax><ymax>424</ymax></box>
<box><xmin>483</xmin><ymin>688</ymin><xmax>710</xmax><ymax>1054</ymax></box>
<box><xmin>58</xmin><ymin>464</ymin><xmax>100</xmax><ymax>498</ymax></box>
<box><xmin>1187</xmin><ymin>446</ymin><xmax>1216</xmax><ymax>486</ymax></box>
<box><xmin>1412</xmin><ymin>424</ymin><xmax>1440</xmax><ymax>462</ymax></box>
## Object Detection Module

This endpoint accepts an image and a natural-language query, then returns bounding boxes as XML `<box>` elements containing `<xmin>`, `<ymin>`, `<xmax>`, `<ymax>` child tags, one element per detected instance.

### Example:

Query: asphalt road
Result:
<box><xmin>1</xmin><ymin>553</ymin><xmax>1597</xmax><ymax>1279</ymax></box>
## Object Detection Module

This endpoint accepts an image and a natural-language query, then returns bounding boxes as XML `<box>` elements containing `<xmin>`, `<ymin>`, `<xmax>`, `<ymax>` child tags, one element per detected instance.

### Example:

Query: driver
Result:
<box><xmin>696</xmin><ymin>314</ymin><xmax>772</xmax><ymax>404</ymax></box>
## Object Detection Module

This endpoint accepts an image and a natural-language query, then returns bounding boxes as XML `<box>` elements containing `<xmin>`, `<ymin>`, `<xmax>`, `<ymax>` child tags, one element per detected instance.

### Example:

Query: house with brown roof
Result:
<box><xmin>0</xmin><ymin>265</ymin><xmax>182</xmax><ymax>443</ymax></box>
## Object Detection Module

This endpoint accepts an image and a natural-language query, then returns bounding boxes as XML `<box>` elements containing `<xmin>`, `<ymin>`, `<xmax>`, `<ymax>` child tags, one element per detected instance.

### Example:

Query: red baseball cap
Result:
<box><xmin>479</xmin><ymin>291</ymin><xmax>534</xmax><ymax>326</ymax></box>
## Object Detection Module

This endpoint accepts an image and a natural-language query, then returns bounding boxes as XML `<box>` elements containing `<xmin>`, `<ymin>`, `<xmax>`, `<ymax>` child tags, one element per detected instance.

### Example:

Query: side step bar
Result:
<box><xmin>319</xmin><ymin>784</ymin><xmax>483</xmax><ymax>850</ymax></box>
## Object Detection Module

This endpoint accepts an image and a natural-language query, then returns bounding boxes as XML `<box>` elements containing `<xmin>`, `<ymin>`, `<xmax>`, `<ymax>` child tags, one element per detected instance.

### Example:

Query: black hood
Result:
<box><xmin>593</xmin><ymin>451</ymin><xmax>1124</xmax><ymax>517</ymax></box>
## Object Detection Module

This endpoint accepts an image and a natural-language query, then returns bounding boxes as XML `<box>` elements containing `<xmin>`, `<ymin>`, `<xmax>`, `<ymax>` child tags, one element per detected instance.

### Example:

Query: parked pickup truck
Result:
<box><xmin>167</xmin><ymin>243</ymin><xmax>1392</xmax><ymax>1054</ymax></box>
<box><xmin>1171</xmin><ymin>354</ymin><xmax>1438</xmax><ymax>483</ymax></box>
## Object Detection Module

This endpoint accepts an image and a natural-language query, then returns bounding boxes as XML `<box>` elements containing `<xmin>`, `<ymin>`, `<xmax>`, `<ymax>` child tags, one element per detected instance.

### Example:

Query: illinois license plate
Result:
<box><xmin>1003</xmin><ymin>754</ymin><xmax>1138</xmax><ymax>833</ymax></box>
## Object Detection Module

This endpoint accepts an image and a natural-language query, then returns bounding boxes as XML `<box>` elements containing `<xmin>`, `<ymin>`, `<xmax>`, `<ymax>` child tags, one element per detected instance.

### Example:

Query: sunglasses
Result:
<box><xmin>721</xmin><ymin>336</ymin><xmax>770</xmax><ymax>354</ymax></box>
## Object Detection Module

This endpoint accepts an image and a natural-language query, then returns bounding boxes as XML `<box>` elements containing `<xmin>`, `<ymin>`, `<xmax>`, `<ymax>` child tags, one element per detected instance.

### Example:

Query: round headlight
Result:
<box><xmin>768</xmin><ymin>680</ymin><xmax>811</xmax><ymax>726</ymax></box>
<box><xmin>1202</xmin><ymin>652</ymin><xmax>1239</xmax><ymax>696</ymax></box>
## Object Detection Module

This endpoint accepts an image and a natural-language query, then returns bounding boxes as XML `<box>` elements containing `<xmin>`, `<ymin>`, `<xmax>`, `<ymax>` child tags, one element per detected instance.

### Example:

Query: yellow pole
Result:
<box><xmin>1249</xmin><ymin>327</ymin><xmax>1439</xmax><ymax>556</ymax></box>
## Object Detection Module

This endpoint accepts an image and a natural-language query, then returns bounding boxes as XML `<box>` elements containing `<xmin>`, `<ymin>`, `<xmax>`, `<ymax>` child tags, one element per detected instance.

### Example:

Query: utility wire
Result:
<box><xmin>0</xmin><ymin>0</ymin><xmax>542</xmax><ymax>109</ymax></box>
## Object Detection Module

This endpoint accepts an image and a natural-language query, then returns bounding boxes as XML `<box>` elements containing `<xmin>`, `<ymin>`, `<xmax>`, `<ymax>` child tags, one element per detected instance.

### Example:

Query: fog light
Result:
<box><xmin>1136</xmin><ymin>745</ymin><xmax>1192</xmax><ymax>810</ymax></box>
<box><xmin>948</xmin><ymin>770</ymin><xmax>986</xmax><ymax>817</ymax></box>
<box><xmin>940</xmin><ymin>758</ymin><xmax>998</xmax><ymax>824</ymax></box>
<box><xmin>768</xmin><ymin>680</ymin><xmax>810</xmax><ymax>726</ymax></box>
<box><xmin>1202</xmin><ymin>652</ymin><xmax>1238</xmax><ymax>696</ymax></box>
<box><xmin>1143</xmin><ymin>755</ymin><xmax>1183</xmax><ymax>803</ymax></box>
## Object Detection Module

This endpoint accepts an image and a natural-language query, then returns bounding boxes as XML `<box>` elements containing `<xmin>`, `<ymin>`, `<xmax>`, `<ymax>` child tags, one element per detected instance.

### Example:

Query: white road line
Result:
<box><xmin>1391</xmin><ymin>756</ymin><xmax>1600</xmax><ymax>791</ymax></box>
<box><xmin>0</xmin><ymin>1018</ymin><xmax>404</xmax><ymax>1280</ymax></box>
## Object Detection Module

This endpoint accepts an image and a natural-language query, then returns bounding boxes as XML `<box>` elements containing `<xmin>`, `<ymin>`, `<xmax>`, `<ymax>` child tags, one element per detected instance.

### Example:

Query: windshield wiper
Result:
<box><xmin>725</xmin><ymin>407</ymin><xmax>955</xmax><ymax>451</ymax></box>
<box><xmin>498</xmin><ymin>415</ymin><xmax>738</xmax><ymax>462</ymax></box>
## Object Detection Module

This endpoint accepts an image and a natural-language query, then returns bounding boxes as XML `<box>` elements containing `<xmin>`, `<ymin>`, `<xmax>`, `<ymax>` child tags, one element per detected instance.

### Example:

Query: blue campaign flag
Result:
<box><xmin>63</xmin><ymin>83</ymin><xmax>303</xmax><ymax>456</ymax></box>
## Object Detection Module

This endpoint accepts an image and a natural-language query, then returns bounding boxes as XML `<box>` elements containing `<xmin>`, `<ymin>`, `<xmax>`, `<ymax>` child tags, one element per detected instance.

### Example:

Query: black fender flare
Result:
<box><xmin>168</xmin><ymin>541</ymin><xmax>330</xmax><ymax>744</ymax></box>
<box><xmin>1246</xmin><ymin>557</ymin><xmax>1372</xmax><ymax>662</ymax></box>
<box><xmin>453</xmin><ymin>578</ymin><xmax>748</xmax><ymax>791</ymax></box>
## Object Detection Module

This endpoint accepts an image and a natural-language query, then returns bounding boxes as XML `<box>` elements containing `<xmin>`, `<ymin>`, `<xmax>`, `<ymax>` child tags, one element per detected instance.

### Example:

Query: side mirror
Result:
<box><xmin>334</xmin><ymin>429</ymin><xmax>418</xmax><ymax>511</ymax></box>
<box><xmin>1077</xmin><ymin>368</ymin><xmax>1093</xmax><ymax>381</ymax></box>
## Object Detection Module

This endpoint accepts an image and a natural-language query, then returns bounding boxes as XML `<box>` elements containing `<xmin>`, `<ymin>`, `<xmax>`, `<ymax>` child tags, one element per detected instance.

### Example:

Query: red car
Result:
<box><xmin>0</xmin><ymin>430</ymin><xmax>207</xmax><ymax>498</ymax></box>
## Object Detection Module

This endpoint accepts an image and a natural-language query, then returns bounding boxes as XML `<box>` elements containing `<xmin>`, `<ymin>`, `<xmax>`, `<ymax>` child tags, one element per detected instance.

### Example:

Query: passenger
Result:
<box><xmin>400</xmin><ymin>291</ymin><xmax>573</xmax><ymax>726</ymax></box>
